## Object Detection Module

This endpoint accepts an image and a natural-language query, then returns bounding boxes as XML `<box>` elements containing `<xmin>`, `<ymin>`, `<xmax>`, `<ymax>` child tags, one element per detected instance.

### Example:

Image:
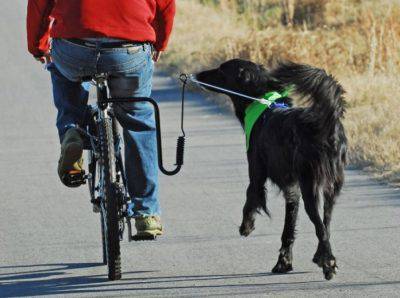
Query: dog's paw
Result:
<box><xmin>239</xmin><ymin>220</ymin><xmax>254</xmax><ymax>236</ymax></box>
<box><xmin>272</xmin><ymin>261</ymin><xmax>293</xmax><ymax>274</ymax></box>
<box><xmin>272</xmin><ymin>252</ymin><xmax>293</xmax><ymax>274</ymax></box>
<box><xmin>322</xmin><ymin>259</ymin><xmax>338</xmax><ymax>280</ymax></box>
<box><xmin>313</xmin><ymin>252</ymin><xmax>338</xmax><ymax>280</ymax></box>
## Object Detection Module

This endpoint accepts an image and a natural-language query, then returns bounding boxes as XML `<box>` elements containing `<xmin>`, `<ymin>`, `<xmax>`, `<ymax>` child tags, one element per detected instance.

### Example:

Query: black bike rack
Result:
<box><xmin>99</xmin><ymin>97</ymin><xmax>185</xmax><ymax>176</ymax></box>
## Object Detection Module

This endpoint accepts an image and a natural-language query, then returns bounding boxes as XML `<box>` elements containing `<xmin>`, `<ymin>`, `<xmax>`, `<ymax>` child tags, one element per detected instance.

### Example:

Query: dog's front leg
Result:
<box><xmin>272</xmin><ymin>185</ymin><xmax>300</xmax><ymax>273</ymax></box>
<box><xmin>239</xmin><ymin>155</ymin><xmax>268</xmax><ymax>237</ymax></box>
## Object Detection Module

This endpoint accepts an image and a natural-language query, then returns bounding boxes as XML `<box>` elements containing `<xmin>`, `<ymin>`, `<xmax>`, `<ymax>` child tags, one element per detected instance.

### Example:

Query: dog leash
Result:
<box><xmin>180</xmin><ymin>74</ymin><xmax>291</xmax><ymax>151</ymax></box>
<box><xmin>181</xmin><ymin>73</ymin><xmax>291</xmax><ymax>104</ymax></box>
<box><xmin>180</xmin><ymin>74</ymin><xmax>270</xmax><ymax>104</ymax></box>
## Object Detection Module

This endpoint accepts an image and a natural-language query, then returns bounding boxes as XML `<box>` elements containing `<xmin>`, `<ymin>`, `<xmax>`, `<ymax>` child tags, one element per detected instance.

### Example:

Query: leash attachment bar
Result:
<box><xmin>100</xmin><ymin>97</ymin><xmax>184</xmax><ymax>176</ymax></box>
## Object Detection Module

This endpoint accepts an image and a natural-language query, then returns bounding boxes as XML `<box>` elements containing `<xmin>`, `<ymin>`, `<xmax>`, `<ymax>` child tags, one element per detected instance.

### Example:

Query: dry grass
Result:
<box><xmin>343</xmin><ymin>75</ymin><xmax>400</xmax><ymax>184</ymax></box>
<box><xmin>159</xmin><ymin>0</ymin><xmax>400</xmax><ymax>184</ymax></box>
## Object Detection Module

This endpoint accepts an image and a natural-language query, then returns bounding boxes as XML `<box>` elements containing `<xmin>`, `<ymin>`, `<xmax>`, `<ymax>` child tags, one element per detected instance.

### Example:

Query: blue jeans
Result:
<box><xmin>49</xmin><ymin>38</ymin><xmax>160</xmax><ymax>217</ymax></box>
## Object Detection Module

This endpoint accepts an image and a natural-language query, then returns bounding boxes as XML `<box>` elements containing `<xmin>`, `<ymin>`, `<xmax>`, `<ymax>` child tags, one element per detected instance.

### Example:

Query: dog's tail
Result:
<box><xmin>270</xmin><ymin>61</ymin><xmax>346</xmax><ymax>136</ymax></box>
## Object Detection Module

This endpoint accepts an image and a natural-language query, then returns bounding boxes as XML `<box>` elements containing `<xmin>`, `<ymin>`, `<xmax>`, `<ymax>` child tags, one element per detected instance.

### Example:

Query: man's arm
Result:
<box><xmin>27</xmin><ymin>0</ymin><xmax>55</xmax><ymax>58</ymax></box>
<box><xmin>153</xmin><ymin>0</ymin><xmax>176</xmax><ymax>52</ymax></box>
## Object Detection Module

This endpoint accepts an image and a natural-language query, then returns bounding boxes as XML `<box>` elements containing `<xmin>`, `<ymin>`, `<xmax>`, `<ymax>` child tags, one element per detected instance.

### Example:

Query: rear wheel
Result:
<box><xmin>99</xmin><ymin>115</ymin><xmax>121</xmax><ymax>280</ymax></box>
<box><xmin>87</xmin><ymin>142</ymin><xmax>108</xmax><ymax>265</ymax></box>
<box><xmin>100</xmin><ymin>211</ymin><xmax>107</xmax><ymax>265</ymax></box>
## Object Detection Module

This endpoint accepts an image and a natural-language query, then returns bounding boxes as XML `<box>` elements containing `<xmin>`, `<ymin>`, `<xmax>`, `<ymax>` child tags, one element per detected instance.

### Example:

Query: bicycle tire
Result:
<box><xmin>87</xmin><ymin>151</ymin><xmax>107</xmax><ymax>265</ymax></box>
<box><xmin>100</xmin><ymin>211</ymin><xmax>107</xmax><ymax>265</ymax></box>
<box><xmin>88</xmin><ymin>152</ymin><xmax>96</xmax><ymax>202</ymax></box>
<box><xmin>99</xmin><ymin>115</ymin><xmax>121</xmax><ymax>280</ymax></box>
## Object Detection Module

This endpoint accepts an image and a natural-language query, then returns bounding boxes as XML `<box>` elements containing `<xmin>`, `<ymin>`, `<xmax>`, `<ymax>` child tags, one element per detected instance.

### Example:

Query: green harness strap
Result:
<box><xmin>244</xmin><ymin>88</ymin><xmax>291</xmax><ymax>151</ymax></box>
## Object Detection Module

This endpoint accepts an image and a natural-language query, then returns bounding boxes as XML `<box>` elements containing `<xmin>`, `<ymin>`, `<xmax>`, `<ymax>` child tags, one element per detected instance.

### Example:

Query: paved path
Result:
<box><xmin>1</xmin><ymin>1</ymin><xmax>400</xmax><ymax>297</ymax></box>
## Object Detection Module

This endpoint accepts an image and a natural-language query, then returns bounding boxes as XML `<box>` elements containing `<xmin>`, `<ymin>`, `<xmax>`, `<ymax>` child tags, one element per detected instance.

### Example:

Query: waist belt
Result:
<box><xmin>66</xmin><ymin>38</ymin><xmax>147</xmax><ymax>49</ymax></box>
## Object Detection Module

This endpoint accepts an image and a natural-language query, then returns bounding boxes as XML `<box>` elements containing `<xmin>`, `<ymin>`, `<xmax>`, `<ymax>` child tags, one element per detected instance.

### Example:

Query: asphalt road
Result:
<box><xmin>1</xmin><ymin>1</ymin><xmax>400</xmax><ymax>297</ymax></box>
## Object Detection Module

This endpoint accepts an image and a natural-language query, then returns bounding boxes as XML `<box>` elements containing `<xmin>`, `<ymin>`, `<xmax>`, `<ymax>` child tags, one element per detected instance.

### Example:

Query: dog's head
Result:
<box><xmin>196</xmin><ymin>59</ymin><xmax>276</xmax><ymax>97</ymax></box>
<box><xmin>196</xmin><ymin>59</ymin><xmax>286</xmax><ymax>124</ymax></box>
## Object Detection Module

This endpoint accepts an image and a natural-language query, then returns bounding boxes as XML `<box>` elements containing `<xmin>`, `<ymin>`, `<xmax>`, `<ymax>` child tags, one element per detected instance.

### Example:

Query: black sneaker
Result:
<box><xmin>58</xmin><ymin>128</ymin><xmax>84</xmax><ymax>187</ymax></box>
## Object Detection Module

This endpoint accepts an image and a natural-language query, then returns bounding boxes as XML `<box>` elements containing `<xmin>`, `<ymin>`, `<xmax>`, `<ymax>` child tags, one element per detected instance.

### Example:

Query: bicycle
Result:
<box><xmin>63</xmin><ymin>74</ymin><xmax>186</xmax><ymax>280</ymax></box>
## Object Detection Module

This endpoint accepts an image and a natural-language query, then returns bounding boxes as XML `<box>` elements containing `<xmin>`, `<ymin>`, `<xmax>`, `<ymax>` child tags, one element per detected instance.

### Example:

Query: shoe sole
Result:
<box><xmin>135</xmin><ymin>230</ymin><xmax>163</xmax><ymax>237</ymax></box>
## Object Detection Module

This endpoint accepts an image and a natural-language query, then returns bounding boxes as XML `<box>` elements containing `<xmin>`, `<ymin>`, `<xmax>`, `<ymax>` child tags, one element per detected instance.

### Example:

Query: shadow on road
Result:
<box><xmin>0</xmin><ymin>262</ymin><xmax>153</xmax><ymax>297</ymax></box>
<box><xmin>0</xmin><ymin>262</ymin><xmax>103</xmax><ymax>276</ymax></box>
<box><xmin>2</xmin><ymin>263</ymin><xmax>400</xmax><ymax>297</ymax></box>
<box><xmin>0</xmin><ymin>265</ymin><xmax>305</xmax><ymax>297</ymax></box>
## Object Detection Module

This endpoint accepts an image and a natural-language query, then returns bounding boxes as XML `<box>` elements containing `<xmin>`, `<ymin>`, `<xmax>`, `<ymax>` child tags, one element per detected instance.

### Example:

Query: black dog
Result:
<box><xmin>196</xmin><ymin>59</ymin><xmax>347</xmax><ymax>280</ymax></box>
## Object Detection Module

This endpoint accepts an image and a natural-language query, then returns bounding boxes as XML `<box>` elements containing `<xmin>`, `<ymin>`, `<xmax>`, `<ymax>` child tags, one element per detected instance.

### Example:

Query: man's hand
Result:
<box><xmin>35</xmin><ymin>52</ymin><xmax>52</xmax><ymax>64</ymax></box>
<box><xmin>152</xmin><ymin>50</ymin><xmax>162</xmax><ymax>62</ymax></box>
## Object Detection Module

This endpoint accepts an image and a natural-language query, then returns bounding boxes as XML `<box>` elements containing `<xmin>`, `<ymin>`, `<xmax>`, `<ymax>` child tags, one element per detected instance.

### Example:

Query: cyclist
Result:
<box><xmin>27</xmin><ymin>0</ymin><xmax>175</xmax><ymax>237</ymax></box>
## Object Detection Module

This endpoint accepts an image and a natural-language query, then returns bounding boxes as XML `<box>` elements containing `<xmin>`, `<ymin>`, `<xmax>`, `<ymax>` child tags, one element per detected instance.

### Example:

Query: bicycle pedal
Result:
<box><xmin>62</xmin><ymin>170</ymin><xmax>86</xmax><ymax>188</ymax></box>
<box><xmin>131</xmin><ymin>234</ymin><xmax>157</xmax><ymax>241</ymax></box>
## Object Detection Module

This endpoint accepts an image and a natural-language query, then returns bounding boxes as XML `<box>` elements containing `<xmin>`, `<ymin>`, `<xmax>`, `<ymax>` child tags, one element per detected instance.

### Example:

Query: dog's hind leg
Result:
<box><xmin>315</xmin><ymin>184</ymin><xmax>337</xmax><ymax>273</ymax></box>
<box><xmin>322</xmin><ymin>184</ymin><xmax>337</xmax><ymax>240</ymax></box>
<box><xmin>323</xmin><ymin>191</ymin><xmax>335</xmax><ymax>240</ymax></box>
<box><xmin>239</xmin><ymin>156</ymin><xmax>268</xmax><ymax>237</ymax></box>
<box><xmin>323</xmin><ymin>167</ymin><xmax>344</xmax><ymax>238</ymax></box>
<box><xmin>300</xmin><ymin>177</ymin><xmax>338</xmax><ymax>280</ymax></box>
<box><xmin>272</xmin><ymin>185</ymin><xmax>300</xmax><ymax>274</ymax></box>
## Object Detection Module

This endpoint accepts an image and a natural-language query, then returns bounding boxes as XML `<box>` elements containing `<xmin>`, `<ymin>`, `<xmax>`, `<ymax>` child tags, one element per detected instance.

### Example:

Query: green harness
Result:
<box><xmin>244</xmin><ymin>88</ymin><xmax>291</xmax><ymax>151</ymax></box>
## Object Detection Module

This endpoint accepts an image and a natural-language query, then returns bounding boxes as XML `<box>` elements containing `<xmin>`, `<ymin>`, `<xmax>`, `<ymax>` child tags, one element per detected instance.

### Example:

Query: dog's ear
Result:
<box><xmin>237</xmin><ymin>67</ymin><xmax>252</xmax><ymax>84</ymax></box>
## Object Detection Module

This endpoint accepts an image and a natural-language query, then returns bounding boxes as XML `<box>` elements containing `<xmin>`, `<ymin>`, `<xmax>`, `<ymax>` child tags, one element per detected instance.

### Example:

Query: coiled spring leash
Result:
<box><xmin>153</xmin><ymin>73</ymin><xmax>187</xmax><ymax>176</ymax></box>
<box><xmin>175</xmin><ymin>74</ymin><xmax>188</xmax><ymax>167</ymax></box>
<box><xmin>149</xmin><ymin>74</ymin><xmax>187</xmax><ymax>176</ymax></box>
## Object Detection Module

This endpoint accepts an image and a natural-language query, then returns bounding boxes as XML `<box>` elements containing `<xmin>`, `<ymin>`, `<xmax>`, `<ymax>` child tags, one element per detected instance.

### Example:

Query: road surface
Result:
<box><xmin>1</xmin><ymin>1</ymin><xmax>400</xmax><ymax>297</ymax></box>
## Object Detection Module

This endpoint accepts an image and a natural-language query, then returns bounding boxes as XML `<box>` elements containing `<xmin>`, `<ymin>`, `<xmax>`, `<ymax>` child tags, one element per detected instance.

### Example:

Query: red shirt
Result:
<box><xmin>27</xmin><ymin>0</ymin><xmax>176</xmax><ymax>57</ymax></box>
